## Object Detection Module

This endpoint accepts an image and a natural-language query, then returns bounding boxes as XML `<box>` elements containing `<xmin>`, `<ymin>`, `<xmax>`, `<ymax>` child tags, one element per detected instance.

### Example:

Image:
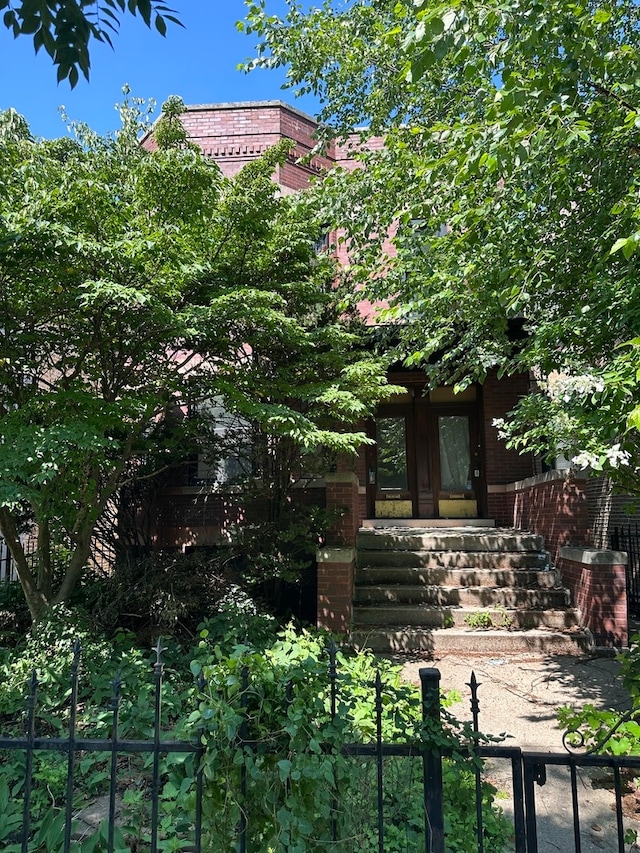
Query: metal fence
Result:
<box><xmin>611</xmin><ymin>524</ymin><xmax>640</xmax><ymax>617</ymax></box>
<box><xmin>0</xmin><ymin>535</ymin><xmax>40</xmax><ymax>583</ymax></box>
<box><xmin>0</xmin><ymin>536</ymin><xmax>17</xmax><ymax>582</ymax></box>
<box><xmin>1</xmin><ymin>640</ymin><xmax>639</xmax><ymax>852</ymax></box>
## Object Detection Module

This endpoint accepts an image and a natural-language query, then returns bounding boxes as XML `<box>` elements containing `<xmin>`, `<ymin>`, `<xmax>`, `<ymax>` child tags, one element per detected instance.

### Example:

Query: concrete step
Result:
<box><xmin>356</xmin><ymin>527</ymin><xmax>545</xmax><ymax>553</ymax></box>
<box><xmin>349</xmin><ymin>626</ymin><xmax>594</xmax><ymax>655</ymax></box>
<box><xmin>357</xmin><ymin>549</ymin><xmax>550</xmax><ymax>570</ymax></box>
<box><xmin>362</xmin><ymin>518</ymin><xmax>496</xmax><ymax>529</ymax></box>
<box><xmin>352</xmin><ymin>604</ymin><xmax>581</xmax><ymax>630</ymax></box>
<box><xmin>352</xmin><ymin>524</ymin><xmax>589</xmax><ymax>657</ymax></box>
<box><xmin>354</xmin><ymin>585</ymin><xmax>570</xmax><ymax>608</ymax></box>
<box><xmin>355</xmin><ymin>566</ymin><xmax>560</xmax><ymax>588</ymax></box>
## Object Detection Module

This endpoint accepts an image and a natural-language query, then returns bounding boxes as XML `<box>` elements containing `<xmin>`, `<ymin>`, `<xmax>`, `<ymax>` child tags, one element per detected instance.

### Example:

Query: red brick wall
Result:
<box><xmin>482</xmin><ymin>371</ymin><xmax>535</xmax><ymax>486</ymax></box>
<box><xmin>324</xmin><ymin>473</ymin><xmax>359</xmax><ymax>547</ymax></box>
<box><xmin>152</xmin><ymin>101</ymin><xmax>337</xmax><ymax>188</ymax></box>
<box><xmin>509</xmin><ymin>473</ymin><xmax>590</xmax><ymax>562</ymax></box>
<box><xmin>151</xmin><ymin>484</ymin><xmax>327</xmax><ymax>549</ymax></box>
<box><xmin>317</xmin><ymin>548</ymin><xmax>355</xmax><ymax>633</ymax></box>
<box><xmin>152</xmin><ymin>489</ymin><xmax>245</xmax><ymax>547</ymax></box>
<box><xmin>487</xmin><ymin>491</ymin><xmax>512</xmax><ymax>527</ymax></box>
<box><xmin>558</xmin><ymin>549</ymin><xmax>628</xmax><ymax>648</ymax></box>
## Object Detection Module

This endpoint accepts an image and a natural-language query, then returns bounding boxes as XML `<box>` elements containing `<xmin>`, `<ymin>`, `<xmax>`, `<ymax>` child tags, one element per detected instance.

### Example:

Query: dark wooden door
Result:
<box><xmin>432</xmin><ymin>406</ymin><xmax>482</xmax><ymax>518</ymax></box>
<box><xmin>366</xmin><ymin>397</ymin><xmax>484</xmax><ymax>519</ymax></box>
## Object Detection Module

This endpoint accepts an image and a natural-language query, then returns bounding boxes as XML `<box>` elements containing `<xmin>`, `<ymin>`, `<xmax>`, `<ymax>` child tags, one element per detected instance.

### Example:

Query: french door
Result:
<box><xmin>366</xmin><ymin>395</ymin><xmax>484</xmax><ymax>519</ymax></box>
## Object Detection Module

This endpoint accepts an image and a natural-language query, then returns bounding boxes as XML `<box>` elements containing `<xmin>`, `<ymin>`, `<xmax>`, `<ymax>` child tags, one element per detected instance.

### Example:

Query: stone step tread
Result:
<box><xmin>356</xmin><ymin>551</ymin><xmax>550</xmax><ymax>569</ymax></box>
<box><xmin>353</xmin><ymin>586</ymin><xmax>570</xmax><ymax>606</ymax></box>
<box><xmin>357</xmin><ymin>603</ymin><xmax>577</xmax><ymax>614</ymax></box>
<box><xmin>353</xmin><ymin>603</ymin><xmax>578</xmax><ymax>615</ymax></box>
<box><xmin>353</xmin><ymin>582</ymin><xmax>567</xmax><ymax>592</ymax></box>
<box><xmin>349</xmin><ymin>627</ymin><xmax>593</xmax><ymax>655</ymax></box>
<box><xmin>352</xmin><ymin>603</ymin><xmax>578</xmax><ymax>615</ymax></box>
<box><xmin>354</xmin><ymin>587</ymin><xmax>570</xmax><ymax>610</ymax></box>
<box><xmin>352</xmin><ymin>604</ymin><xmax>580</xmax><ymax>630</ymax></box>
<box><xmin>356</xmin><ymin>528</ymin><xmax>545</xmax><ymax>553</ymax></box>
<box><xmin>355</xmin><ymin>569</ymin><xmax>560</xmax><ymax>588</ymax></box>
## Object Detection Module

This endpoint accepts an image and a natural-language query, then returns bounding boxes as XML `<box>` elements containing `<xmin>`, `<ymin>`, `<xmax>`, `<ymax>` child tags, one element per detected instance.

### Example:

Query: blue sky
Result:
<box><xmin>0</xmin><ymin>1</ymin><xmax>319</xmax><ymax>139</ymax></box>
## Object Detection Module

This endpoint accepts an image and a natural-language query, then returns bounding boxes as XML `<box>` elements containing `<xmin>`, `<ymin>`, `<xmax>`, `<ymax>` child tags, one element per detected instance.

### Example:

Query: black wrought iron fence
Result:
<box><xmin>0</xmin><ymin>536</ymin><xmax>16</xmax><ymax>582</ymax></box>
<box><xmin>1</xmin><ymin>639</ymin><xmax>640</xmax><ymax>853</ymax></box>
<box><xmin>0</xmin><ymin>535</ymin><xmax>39</xmax><ymax>583</ymax></box>
<box><xmin>611</xmin><ymin>524</ymin><xmax>640</xmax><ymax>617</ymax></box>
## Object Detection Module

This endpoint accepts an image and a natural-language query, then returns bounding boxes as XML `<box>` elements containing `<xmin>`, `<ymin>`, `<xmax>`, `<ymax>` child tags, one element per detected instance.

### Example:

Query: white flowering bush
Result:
<box><xmin>492</xmin><ymin>357</ymin><xmax>640</xmax><ymax>494</ymax></box>
<box><xmin>572</xmin><ymin>443</ymin><xmax>632</xmax><ymax>471</ymax></box>
<box><xmin>545</xmin><ymin>372</ymin><xmax>605</xmax><ymax>403</ymax></box>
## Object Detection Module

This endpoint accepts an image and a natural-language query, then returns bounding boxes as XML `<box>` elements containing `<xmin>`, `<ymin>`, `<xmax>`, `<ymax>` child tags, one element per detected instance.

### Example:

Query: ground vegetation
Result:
<box><xmin>0</xmin><ymin>609</ymin><xmax>511</xmax><ymax>851</ymax></box>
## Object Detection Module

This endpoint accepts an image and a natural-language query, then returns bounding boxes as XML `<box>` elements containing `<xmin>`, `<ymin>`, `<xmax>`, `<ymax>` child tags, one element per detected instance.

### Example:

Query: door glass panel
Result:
<box><xmin>438</xmin><ymin>415</ymin><xmax>471</xmax><ymax>492</ymax></box>
<box><xmin>376</xmin><ymin>417</ymin><xmax>408</xmax><ymax>490</ymax></box>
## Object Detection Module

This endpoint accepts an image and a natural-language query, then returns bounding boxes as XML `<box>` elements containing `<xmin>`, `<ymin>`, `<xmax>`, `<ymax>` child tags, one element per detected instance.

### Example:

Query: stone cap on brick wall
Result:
<box><xmin>183</xmin><ymin>100</ymin><xmax>315</xmax><ymax>119</ymax></box>
<box><xmin>324</xmin><ymin>472</ymin><xmax>359</xmax><ymax>485</ymax></box>
<box><xmin>559</xmin><ymin>546</ymin><xmax>628</xmax><ymax>565</ymax></box>
<box><xmin>488</xmin><ymin>469</ymin><xmax>589</xmax><ymax>494</ymax></box>
<box><xmin>316</xmin><ymin>547</ymin><xmax>356</xmax><ymax>563</ymax></box>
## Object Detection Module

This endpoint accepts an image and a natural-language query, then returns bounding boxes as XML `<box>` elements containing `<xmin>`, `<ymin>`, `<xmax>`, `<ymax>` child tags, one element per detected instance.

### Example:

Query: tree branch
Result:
<box><xmin>586</xmin><ymin>80</ymin><xmax>637</xmax><ymax>114</ymax></box>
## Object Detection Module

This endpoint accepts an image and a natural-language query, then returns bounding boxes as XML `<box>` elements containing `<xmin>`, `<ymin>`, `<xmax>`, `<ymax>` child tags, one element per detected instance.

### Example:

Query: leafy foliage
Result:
<box><xmin>0</xmin><ymin>620</ymin><xmax>510</xmax><ymax>851</ymax></box>
<box><xmin>190</xmin><ymin>626</ymin><xmax>510</xmax><ymax>852</ymax></box>
<box><xmin>243</xmin><ymin>0</ymin><xmax>640</xmax><ymax>491</ymax></box>
<box><xmin>0</xmin><ymin>0</ymin><xmax>182</xmax><ymax>86</ymax></box>
<box><xmin>0</xmin><ymin>94</ymin><xmax>392</xmax><ymax>621</ymax></box>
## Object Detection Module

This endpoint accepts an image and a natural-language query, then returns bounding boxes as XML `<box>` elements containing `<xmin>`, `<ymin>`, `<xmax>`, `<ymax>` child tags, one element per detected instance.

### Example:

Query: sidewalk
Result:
<box><xmin>396</xmin><ymin>651</ymin><xmax>631</xmax><ymax>750</ymax></box>
<box><xmin>391</xmin><ymin>650</ymin><xmax>636</xmax><ymax>852</ymax></box>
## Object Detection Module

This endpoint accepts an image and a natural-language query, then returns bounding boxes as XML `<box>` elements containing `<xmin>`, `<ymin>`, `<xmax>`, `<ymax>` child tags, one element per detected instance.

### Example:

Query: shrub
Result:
<box><xmin>0</xmin><ymin>621</ymin><xmax>510</xmax><ymax>852</ymax></box>
<box><xmin>557</xmin><ymin>630</ymin><xmax>640</xmax><ymax>755</ymax></box>
<box><xmin>84</xmin><ymin>549</ymin><xmax>236</xmax><ymax>642</ymax></box>
<box><xmin>189</xmin><ymin>625</ymin><xmax>511</xmax><ymax>852</ymax></box>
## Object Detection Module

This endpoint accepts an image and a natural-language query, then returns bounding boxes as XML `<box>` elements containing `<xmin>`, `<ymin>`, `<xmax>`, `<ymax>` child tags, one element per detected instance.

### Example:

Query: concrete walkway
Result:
<box><xmin>390</xmin><ymin>651</ymin><xmax>636</xmax><ymax>852</ymax></box>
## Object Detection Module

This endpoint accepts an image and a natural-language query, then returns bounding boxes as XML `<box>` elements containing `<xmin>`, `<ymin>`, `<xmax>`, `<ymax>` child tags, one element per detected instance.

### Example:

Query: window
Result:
<box><xmin>189</xmin><ymin>397</ymin><xmax>253</xmax><ymax>487</ymax></box>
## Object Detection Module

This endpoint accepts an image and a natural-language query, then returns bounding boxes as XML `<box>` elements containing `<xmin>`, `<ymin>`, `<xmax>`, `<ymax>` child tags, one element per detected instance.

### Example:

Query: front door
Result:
<box><xmin>434</xmin><ymin>409</ymin><xmax>480</xmax><ymax>518</ymax></box>
<box><xmin>366</xmin><ymin>389</ymin><xmax>484</xmax><ymax>519</ymax></box>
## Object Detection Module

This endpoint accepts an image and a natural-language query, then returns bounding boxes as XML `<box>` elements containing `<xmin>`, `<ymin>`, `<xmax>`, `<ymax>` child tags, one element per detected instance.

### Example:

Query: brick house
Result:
<box><xmin>143</xmin><ymin>101</ymin><xmax>629</xmax><ymax>649</ymax></box>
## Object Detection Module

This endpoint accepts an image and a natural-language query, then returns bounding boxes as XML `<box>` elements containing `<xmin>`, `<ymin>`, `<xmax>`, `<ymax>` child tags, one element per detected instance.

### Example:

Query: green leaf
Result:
<box><xmin>277</xmin><ymin>758</ymin><xmax>292</xmax><ymax>781</ymax></box>
<box><xmin>610</xmin><ymin>237</ymin><xmax>630</xmax><ymax>255</ymax></box>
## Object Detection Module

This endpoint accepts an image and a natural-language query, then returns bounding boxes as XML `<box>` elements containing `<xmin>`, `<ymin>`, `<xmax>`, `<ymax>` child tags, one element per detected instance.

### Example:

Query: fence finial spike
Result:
<box><xmin>468</xmin><ymin>671</ymin><xmax>480</xmax><ymax>690</ymax></box>
<box><xmin>153</xmin><ymin>636</ymin><xmax>168</xmax><ymax>662</ymax></box>
<box><xmin>111</xmin><ymin>670</ymin><xmax>122</xmax><ymax>694</ymax></box>
<box><xmin>375</xmin><ymin>669</ymin><xmax>383</xmax><ymax>690</ymax></box>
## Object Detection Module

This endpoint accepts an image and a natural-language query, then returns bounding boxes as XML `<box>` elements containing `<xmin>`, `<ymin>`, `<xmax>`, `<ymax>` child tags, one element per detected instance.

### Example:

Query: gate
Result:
<box><xmin>611</xmin><ymin>524</ymin><xmax>640</xmax><ymax>616</ymax></box>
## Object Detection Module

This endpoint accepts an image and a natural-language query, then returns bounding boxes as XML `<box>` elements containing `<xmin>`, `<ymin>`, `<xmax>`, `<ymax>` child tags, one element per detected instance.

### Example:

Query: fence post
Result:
<box><xmin>21</xmin><ymin>670</ymin><xmax>38</xmax><ymax>853</ymax></box>
<box><xmin>151</xmin><ymin>638</ymin><xmax>167</xmax><ymax>853</ymax></box>
<box><xmin>420</xmin><ymin>667</ymin><xmax>445</xmax><ymax>853</ymax></box>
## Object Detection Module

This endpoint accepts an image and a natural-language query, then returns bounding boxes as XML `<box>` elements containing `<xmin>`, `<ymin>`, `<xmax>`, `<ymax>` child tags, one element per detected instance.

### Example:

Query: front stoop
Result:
<box><xmin>350</xmin><ymin>526</ymin><xmax>593</xmax><ymax>656</ymax></box>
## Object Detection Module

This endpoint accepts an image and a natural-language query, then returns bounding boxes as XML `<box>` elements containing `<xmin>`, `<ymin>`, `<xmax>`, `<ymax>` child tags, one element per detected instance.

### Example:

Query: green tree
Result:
<box><xmin>244</xmin><ymin>0</ymin><xmax>640</xmax><ymax>490</ymax></box>
<box><xmin>1</xmin><ymin>0</ymin><xmax>181</xmax><ymax>85</ymax></box>
<box><xmin>0</xmin><ymin>94</ymin><xmax>392</xmax><ymax>622</ymax></box>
